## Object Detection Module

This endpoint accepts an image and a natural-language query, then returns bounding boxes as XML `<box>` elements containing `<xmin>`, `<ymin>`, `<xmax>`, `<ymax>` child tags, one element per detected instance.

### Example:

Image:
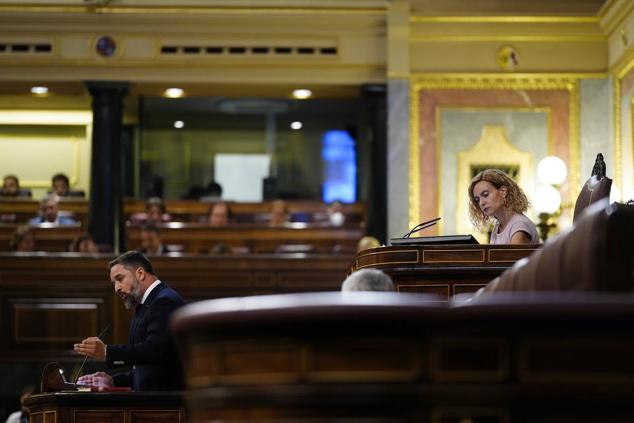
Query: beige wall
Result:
<box><xmin>0</xmin><ymin>110</ymin><xmax>92</xmax><ymax>199</ymax></box>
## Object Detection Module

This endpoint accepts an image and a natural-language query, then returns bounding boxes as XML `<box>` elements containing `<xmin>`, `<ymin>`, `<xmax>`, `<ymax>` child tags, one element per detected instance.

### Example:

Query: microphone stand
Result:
<box><xmin>74</xmin><ymin>323</ymin><xmax>111</xmax><ymax>386</ymax></box>
<box><xmin>402</xmin><ymin>217</ymin><xmax>441</xmax><ymax>238</ymax></box>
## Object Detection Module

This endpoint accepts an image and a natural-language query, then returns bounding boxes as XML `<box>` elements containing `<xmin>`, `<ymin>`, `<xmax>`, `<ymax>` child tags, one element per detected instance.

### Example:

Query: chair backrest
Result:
<box><xmin>479</xmin><ymin>201</ymin><xmax>634</xmax><ymax>294</ymax></box>
<box><xmin>573</xmin><ymin>153</ymin><xmax>612</xmax><ymax>223</ymax></box>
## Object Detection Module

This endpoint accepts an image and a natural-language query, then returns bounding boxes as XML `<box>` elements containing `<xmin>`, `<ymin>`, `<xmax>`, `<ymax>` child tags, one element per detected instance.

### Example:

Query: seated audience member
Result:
<box><xmin>139</xmin><ymin>225</ymin><xmax>170</xmax><ymax>256</ymax></box>
<box><xmin>10</xmin><ymin>225</ymin><xmax>35</xmax><ymax>252</ymax></box>
<box><xmin>70</xmin><ymin>233</ymin><xmax>99</xmax><ymax>253</ymax></box>
<box><xmin>269</xmin><ymin>199</ymin><xmax>288</xmax><ymax>227</ymax></box>
<box><xmin>28</xmin><ymin>195</ymin><xmax>77</xmax><ymax>225</ymax></box>
<box><xmin>5</xmin><ymin>385</ymin><xmax>34</xmax><ymax>423</ymax></box>
<box><xmin>210</xmin><ymin>242</ymin><xmax>233</xmax><ymax>254</ymax></box>
<box><xmin>129</xmin><ymin>197</ymin><xmax>171</xmax><ymax>225</ymax></box>
<box><xmin>468</xmin><ymin>169</ymin><xmax>539</xmax><ymax>245</ymax></box>
<box><xmin>50</xmin><ymin>173</ymin><xmax>84</xmax><ymax>197</ymax></box>
<box><xmin>208</xmin><ymin>202</ymin><xmax>232</xmax><ymax>227</ymax></box>
<box><xmin>199</xmin><ymin>180</ymin><xmax>223</xmax><ymax>202</ymax></box>
<box><xmin>1</xmin><ymin>174</ymin><xmax>31</xmax><ymax>197</ymax></box>
<box><xmin>357</xmin><ymin>236</ymin><xmax>381</xmax><ymax>252</ymax></box>
<box><xmin>327</xmin><ymin>200</ymin><xmax>346</xmax><ymax>226</ymax></box>
<box><xmin>341</xmin><ymin>268</ymin><xmax>395</xmax><ymax>292</ymax></box>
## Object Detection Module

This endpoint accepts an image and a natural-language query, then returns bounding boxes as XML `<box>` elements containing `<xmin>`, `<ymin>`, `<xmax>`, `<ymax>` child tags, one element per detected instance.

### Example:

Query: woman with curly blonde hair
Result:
<box><xmin>468</xmin><ymin>169</ymin><xmax>539</xmax><ymax>244</ymax></box>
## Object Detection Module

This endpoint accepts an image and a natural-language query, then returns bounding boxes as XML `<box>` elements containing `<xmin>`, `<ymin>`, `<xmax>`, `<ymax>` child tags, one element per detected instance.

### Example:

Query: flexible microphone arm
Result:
<box><xmin>74</xmin><ymin>323</ymin><xmax>111</xmax><ymax>385</ymax></box>
<box><xmin>407</xmin><ymin>220</ymin><xmax>439</xmax><ymax>237</ymax></box>
<box><xmin>403</xmin><ymin>217</ymin><xmax>441</xmax><ymax>238</ymax></box>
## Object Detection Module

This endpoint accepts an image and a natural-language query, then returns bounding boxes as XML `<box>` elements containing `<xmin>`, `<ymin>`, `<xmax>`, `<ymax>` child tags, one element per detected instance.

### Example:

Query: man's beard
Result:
<box><xmin>121</xmin><ymin>278</ymin><xmax>142</xmax><ymax>309</ymax></box>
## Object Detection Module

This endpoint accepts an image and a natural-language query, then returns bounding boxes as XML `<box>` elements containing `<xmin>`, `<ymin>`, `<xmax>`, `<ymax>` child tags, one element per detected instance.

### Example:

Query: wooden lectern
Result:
<box><xmin>24</xmin><ymin>391</ymin><xmax>184</xmax><ymax>423</ymax></box>
<box><xmin>348</xmin><ymin>244</ymin><xmax>539</xmax><ymax>298</ymax></box>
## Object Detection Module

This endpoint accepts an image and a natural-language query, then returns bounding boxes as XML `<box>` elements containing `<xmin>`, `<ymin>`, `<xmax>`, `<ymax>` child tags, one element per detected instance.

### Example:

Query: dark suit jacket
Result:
<box><xmin>107</xmin><ymin>281</ymin><xmax>185</xmax><ymax>391</ymax></box>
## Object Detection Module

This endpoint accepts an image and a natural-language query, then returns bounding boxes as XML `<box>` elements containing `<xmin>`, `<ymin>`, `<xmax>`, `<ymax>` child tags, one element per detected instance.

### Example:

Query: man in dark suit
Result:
<box><xmin>74</xmin><ymin>251</ymin><xmax>185</xmax><ymax>390</ymax></box>
<box><xmin>139</xmin><ymin>225</ymin><xmax>171</xmax><ymax>256</ymax></box>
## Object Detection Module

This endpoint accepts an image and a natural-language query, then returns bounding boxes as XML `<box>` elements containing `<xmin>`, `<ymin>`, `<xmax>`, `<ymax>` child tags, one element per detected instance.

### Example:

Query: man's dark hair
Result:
<box><xmin>3</xmin><ymin>174</ymin><xmax>19</xmax><ymax>185</ymax></box>
<box><xmin>109</xmin><ymin>250</ymin><xmax>155</xmax><ymax>275</ymax></box>
<box><xmin>52</xmin><ymin>173</ymin><xmax>69</xmax><ymax>186</ymax></box>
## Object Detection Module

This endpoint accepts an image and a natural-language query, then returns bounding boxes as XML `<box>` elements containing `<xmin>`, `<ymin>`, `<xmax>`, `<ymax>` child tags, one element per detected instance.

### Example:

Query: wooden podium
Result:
<box><xmin>349</xmin><ymin>244</ymin><xmax>540</xmax><ymax>298</ymax></box>
<box><xmin>24</xmin><ymin>391</ymin><xmax>184</xmax><ymax>423</ymax></box>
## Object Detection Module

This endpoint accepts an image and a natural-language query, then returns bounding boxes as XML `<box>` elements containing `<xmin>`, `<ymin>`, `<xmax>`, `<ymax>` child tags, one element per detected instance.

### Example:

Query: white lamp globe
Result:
<box><xmin>537</xmin><ymin>156</ymin><xmax>567</xmax><ymax>185</ymax></box>
<box><xmin>533</xmin><ymin>185</ymin><xmax>561</xmax><ymax>214</ymax></box>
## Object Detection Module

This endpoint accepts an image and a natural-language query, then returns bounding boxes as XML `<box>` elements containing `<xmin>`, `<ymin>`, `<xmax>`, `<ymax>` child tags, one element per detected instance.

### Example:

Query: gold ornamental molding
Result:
<box><xmin>410</xmin><ymin>16</ymin><xmax>600</xmax><ymax>24</ymax></box>
<box><xmin>610</xmin><ymin>44</ymin><xmax>634</xmax><ymax>192</ymax></box>
<box><xmin>599</xmin><ymin>0</ymin><xmax>634</xmax><ymax>37</ymax></box>
<box><xmin>408</xmin><ymin>73</ymin><xmax>588</xmax><ymax>229</ymax></box>
<box><xmin>410</xmin><ymin>35</ymin><xmax>606</xmax><ymax>43</ymax></box>
<box><xmin>0</xmin><ymin>5</ymin><xmax>386</xmax><ymax>16</ymax></box>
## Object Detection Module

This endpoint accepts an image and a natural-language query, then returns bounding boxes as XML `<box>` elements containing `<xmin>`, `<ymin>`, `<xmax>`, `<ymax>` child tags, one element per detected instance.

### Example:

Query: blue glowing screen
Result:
<box><xmin>321</xmin><ymin>130</ymin><xmax>356</xmax><ymax>203</ymax></box>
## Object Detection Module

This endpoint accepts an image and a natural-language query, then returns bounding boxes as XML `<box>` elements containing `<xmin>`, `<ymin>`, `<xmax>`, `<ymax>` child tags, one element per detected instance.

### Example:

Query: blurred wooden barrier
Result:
<box><xmin>0</xmin><ymin>223</ymin><xmax>83</xmax><ymax>251</ymax></box>
<box><xmin>171</xmin><ymin>292</ymin><xmax>634</xmax><ymax>422</ymax></box>
<box><xmin>349</xmin><ymin>244</ymin><xmax>540</xmax><ymax>298</ymax></box>
<box><xmin>127</xmin><ymin>223</ymin><xmax>364</xmax><ymax>254</ymax></box>
<box><xmin>0</xmin><ymin>199</ymin><xmax>89</xmax><ymax>226</ymax></box>
<box><xmin>0</xmin><ymin>253</ymin><xmax>352</xmax><ymax>362</ymax></box>
<box><xmin>0</xmin><ymin>198</ymin><xmax>366</xmax><ymax>227</ymax></box>
<box><xmin>123</xmin><ymin>199</ymin><xmax>366</xmax><ymax>224</ymax></box>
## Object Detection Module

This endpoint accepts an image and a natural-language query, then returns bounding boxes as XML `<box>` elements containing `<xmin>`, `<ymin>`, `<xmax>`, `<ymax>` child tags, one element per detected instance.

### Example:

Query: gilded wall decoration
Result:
<box><xmin>409</xmin><ymin>74</ymin><xmax>580</xmax><ymax>235</ymax></box>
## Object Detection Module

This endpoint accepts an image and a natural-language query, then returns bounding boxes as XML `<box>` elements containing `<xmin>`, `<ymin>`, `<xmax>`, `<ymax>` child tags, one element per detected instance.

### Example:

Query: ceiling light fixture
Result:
<box><xmin>290</xmin><ymin>121</ymin><xmax>303</xmax><ymax>130</ymax></box>
<box><xmin>292</xmin><ymin>89</ymin><xmax>312</xmax><ymax>99</ymax></box>
<box><xmin>174</xmin><ymin>120</ymin><xmax>185</xmax><ymax>129</ymax></box>
<box><xmin>164</xmin><ymin>88</ymin><xmax>185</xmax><ymax>98</ymax></box>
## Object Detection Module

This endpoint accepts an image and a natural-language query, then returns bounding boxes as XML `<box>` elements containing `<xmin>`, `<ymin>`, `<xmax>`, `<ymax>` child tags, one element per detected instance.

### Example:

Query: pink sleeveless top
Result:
<box><xmin>490</xmin><ymin>213</ymin><xmax>539</xmax><ymax>244</ymax></box>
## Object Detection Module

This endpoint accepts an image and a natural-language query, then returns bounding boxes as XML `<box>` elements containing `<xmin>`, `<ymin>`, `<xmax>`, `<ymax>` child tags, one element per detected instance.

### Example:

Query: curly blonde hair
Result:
<box><xmin>468</xmin><ymin>169</ymin><xmax>529</xmax><ymax>229</ymax></box>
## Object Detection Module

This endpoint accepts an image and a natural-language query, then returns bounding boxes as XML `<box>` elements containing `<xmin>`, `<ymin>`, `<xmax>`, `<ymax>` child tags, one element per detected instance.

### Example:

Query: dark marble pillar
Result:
<box><xmin>361</xmin><ymin>84</ymin><xmax>388</xmax><ymax>244</ymax></box>
<box><xmin>86</xmin><ymin>82</ymin><xmax>129</xmax><ymax>254</ymax></box>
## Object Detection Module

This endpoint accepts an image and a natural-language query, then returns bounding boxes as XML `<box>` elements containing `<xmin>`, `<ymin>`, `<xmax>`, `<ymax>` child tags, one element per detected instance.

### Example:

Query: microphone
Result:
<box><xmin>402</xmin><ymin>217</ymin><xmax>441</xmax><ymax>238</ymax></box>
<box><xmin>74</xmin><ymin>323</ymin><xmax>111</xmax><ymax>385</ymax></box>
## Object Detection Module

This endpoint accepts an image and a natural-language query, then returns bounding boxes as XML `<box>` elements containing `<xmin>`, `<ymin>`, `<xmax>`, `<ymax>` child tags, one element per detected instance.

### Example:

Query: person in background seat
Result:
<box><xmin>208</xmin><ymin>202</ymin><xmax>232</xmax><ymax>227</ymax></box>
<box><xmin>70</xmin><ymin>233</ymin><xmax>99</xmax><ymax>253</ymax></box>
<box><xmin>9</xmin><ymin>225</ymin><xmax>36</xmax><ymax>252</ymax></box>
<box><xmin>129</xmin><ymin>197</ymin><xmax>171</xmax><ymax>225</ymax></box>
<box><xmin>139</xmin><ymin>225</ymin><xmax>171</xmax><ymax>256</ymax></box>
<box><xmin>269</xmin><ymin>199</ymin><xmax>288</xmax><ymax>227</ymax></box>
<box><xmin>28</xmin><ymin>195</ymin><xmax>77</xmax><ymax>226</ymax></box>
<box><xmin>356</xmin><ymin>236</ymin><xmax>380</xmax><ymax>252</ymax></box>
<box><xmin>341</xmin><ymin>269</ymin><xmax>394</xmax><ymax>292</ymax></box>
<box><xmin>50</xmin><ymin>173</ymin><xmax>85</xmax><ymax>197</ymax></box>
<box><xmin>468</xmin><ymin>169</ymin><xmax>539</xmax><ymax>245</ymax></box>
<box><xmin>1</xmin><ymin>175</ymin><xmax>32</xmax><ymax>197</ymax></box>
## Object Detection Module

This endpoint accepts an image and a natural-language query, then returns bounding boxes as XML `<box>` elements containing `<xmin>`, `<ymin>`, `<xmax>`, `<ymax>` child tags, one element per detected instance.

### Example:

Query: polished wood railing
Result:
<box><xmin>348</xmin><ymin>244</ymin><xmax>540</xmax><ymax>298</ymax></box>
<box><xmin>126</xmin><ymin>223</ymin><xmax>364</xmax><ymax>254</ymax></box>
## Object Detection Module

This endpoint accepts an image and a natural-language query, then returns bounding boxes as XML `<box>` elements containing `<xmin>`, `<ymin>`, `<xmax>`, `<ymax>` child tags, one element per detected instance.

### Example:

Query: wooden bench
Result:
<box><xmin>0</xmin><ymin>223</ymin><xmax>83</xmax><ymax>252</ymax></box>
<box><xmin>0</xmin><ymin>199</ymin><xmax>366</xmax><ymax>227</ymax></box>
<box><xmin>126</xmin><ymin>223</ymin><xmax>364</xmax><ymax>254</ymax></box>
<box><xmin>0</xmin><ymin>199</ymin><xmax>89</xmax><ymax>226</ymax></box>
<box><xmin>124</xmin><ymin>199</ymin><xmax>366</xmax><ymax>224</ymax></box>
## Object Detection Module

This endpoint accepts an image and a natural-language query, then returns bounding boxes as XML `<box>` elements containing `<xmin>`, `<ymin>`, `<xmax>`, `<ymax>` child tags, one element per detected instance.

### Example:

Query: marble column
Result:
<box><xmin>86</xmin><ymin>81</ymin><xmax>129</xmax><ymax>254</ymax></box>
<box><xmin>387</xmin><ymin>79</ymin><xmax>410</xmax><ymax>239</ymax></box>
<box><xmin>361</xmin><ymin>84</ymin><xmax>388</xmax><ymax>244</ymax></box>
